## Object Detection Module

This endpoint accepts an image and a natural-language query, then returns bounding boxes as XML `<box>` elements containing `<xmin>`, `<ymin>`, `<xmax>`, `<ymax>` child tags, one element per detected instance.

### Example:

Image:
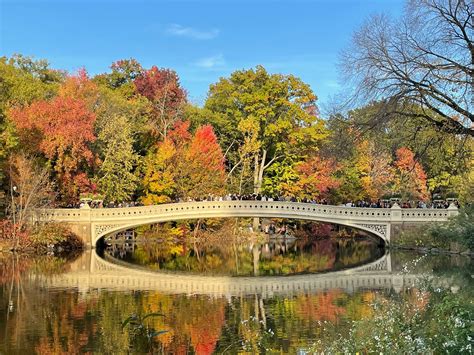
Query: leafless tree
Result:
<box><xmin>341</xmin><ymin>0</ymin><xmax>473</xmax><ymax>136</ymax></box>
<box><xmin>7</xmin><ymin>153</ymin><xmax>54</xmax><ymax>235</ymax></box>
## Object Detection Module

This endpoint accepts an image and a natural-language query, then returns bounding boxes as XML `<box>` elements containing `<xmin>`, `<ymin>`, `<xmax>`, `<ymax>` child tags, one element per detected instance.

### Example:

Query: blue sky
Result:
<box><xmin>0</xmin><ymin>0</ymin><xmax>404</xmax><ymax>108</ymax></box>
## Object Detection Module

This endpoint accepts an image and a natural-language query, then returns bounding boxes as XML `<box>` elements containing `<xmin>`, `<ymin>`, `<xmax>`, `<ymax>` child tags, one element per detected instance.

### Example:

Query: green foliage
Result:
<box><xmin>431</xmin><ymin>205</ymin><xmax>474</xmax><ymax>251</ymax></box>
<box><xmin>318</xmin><ymin>287</ymin><xmax>473</xmax><ymax>354</ymax></box>
<box><xmin>121</xmin><ymin>313</ymin><xmax>168</xmax><ymax>353</ymax></box>
<box><xmin>30</xmin><ymin>223</ymin><xmax>84</xmax><ymax>251</ymax></box>
<box><xmin>393</xmin><ymin>206</ymin><xmax>474</xmax><ymax>251</ymax></box>
<box><xmin>204</xmin><ymin>65</ymin><xmax>328</xmax><ymax>194</ymax></box>
<box><xmin>96</xmin><ymin>114</ymin><xmax>139</xmax><ymax>203</ymax></box>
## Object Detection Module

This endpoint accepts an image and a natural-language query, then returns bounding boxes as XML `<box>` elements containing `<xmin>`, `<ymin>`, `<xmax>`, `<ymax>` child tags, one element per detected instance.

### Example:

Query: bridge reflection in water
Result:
<box><xmin>31</xmin><ymin>249</ymin><xmax>427</xmax><ymax>298</ymax></box>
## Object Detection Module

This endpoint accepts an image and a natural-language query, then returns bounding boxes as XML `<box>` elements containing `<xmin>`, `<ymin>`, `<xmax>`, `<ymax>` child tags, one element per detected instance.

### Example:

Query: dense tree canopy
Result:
<box><xmin>0</xmin><ymin>54</ymin><xmax>472</xmax><ymax>216</ymax></box>
<box><xmin>204</xmin><ymin>65</ymin><xmax>328</xmax><ymax>195</ymax></box>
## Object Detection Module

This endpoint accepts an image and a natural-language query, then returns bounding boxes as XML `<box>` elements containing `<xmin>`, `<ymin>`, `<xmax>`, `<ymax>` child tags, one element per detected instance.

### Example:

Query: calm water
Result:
<box><xmin>0</xmin><ymin>223</ymin><xmax>472</xmax><ymax>354</ymax></box>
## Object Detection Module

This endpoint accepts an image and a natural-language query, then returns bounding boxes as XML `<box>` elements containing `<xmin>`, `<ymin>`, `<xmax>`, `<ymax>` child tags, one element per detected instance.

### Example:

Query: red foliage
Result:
<box><xmin>9</xmin><ymin>96</ymin><xmax>96</xmax><ymax>200</ymax></box>
<box><xmin>188</xmin><ymin>300</ymin><xmax>226</xmax><ymax>355</ymax></box>
<box><xmin>169</xmin><ymin>120</ymin><xmax>192</xmax><ymax>145</ymax></box>
<box><xmin>394</xmin><ymin>147</ymin><xmax>428</xmax><ymax>200</ymax></box>
<box><xmin>0</xmin><ymin>220</ymin><xmax>32</xmax><ymax>250</ymax></box>
<box><xmin>134</xmin><ymin>66</ymin><xmax>186</xmax><ymax>104</ymax></box>
<box><xmin>282</xmin><ymin>155</ymin><xmax>339</xmax><ymax>199</ymax></box>
<box><xmin>187</xmin><ymin>125</ymin><xmax>225</xmax><ymax>172</ymax></box>
<box><xmin>134</xmin><ymin>66</ymin><xmax>187</xmax><ymax>138</ymax></box>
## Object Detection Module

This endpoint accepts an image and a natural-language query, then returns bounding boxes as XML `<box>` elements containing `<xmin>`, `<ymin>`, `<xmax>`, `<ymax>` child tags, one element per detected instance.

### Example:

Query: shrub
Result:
<box><xmin>30</xmin><ymin>223</ymin><xmax>84</xmax><ymax>251</ymax></box>
<box><xmin>430</xmin><ymin>205</ymin><xmax>474</xmax><ymax>251</ymax></box>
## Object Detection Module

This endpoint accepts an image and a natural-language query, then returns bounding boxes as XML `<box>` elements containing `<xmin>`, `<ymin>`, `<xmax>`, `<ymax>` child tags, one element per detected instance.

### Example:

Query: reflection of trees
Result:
<box><xmin>109</xmin><ymin>229</ymin><xmax>384</xmax><ymax>276</ymax></box>
<box><xmin>295</xmin><ymin>291</ymin><xmax>346</xmax><ymax>323</ymax></box>
<box><xmin>2</xmin><ymin>250</ymin><xmax>471</xmax><ymax>353</ymax></box>
<box><xmin>0</xmin><ymin>254</ymin><xmax>79</xmax><ymax>353</ymax></box>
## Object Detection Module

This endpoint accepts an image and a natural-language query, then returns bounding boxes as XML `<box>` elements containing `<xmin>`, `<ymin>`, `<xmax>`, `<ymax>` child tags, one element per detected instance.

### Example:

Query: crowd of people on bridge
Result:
<box><xmin>71</xmin><ymin>192</ymin><xmax>459</xmax><ymax>209</ymax></box>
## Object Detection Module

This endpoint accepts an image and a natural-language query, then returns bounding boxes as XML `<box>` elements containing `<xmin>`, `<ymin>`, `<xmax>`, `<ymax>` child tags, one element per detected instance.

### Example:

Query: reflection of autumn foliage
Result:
<box><xmin>0</xmin><ymin>255</ymin><xmax>32</xmax><ymax>285</ymax></box>
<box><xmin>295</xmin><ymin>290</ymin><xmax>346</xmax><ymax>323</ymax></box>
<box><xmin>142</xmin><ymin>293</ymin><xmax>226</xmax><ymax>354</ymax></box>
<box><xmin>309</xmin><ymin>239</ymin><xmax>336</xmax><ymax>269</ymax></box>
<box><xmin>186</xmin><ymin>297</ymin><xmax>226</xmax><ymax>355</ymax></box>
<box><xmin>34</xmin><ymin>299</ymin><xmax>97</xmax><ymax>355</ymax></box>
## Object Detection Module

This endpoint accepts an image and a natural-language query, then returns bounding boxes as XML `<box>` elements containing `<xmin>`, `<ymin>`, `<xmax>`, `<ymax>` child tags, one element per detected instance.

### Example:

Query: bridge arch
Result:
<box><xmin>94</xmin><ymin>215</ymin><xmax>388</xmax><ymax>247</ymax></box>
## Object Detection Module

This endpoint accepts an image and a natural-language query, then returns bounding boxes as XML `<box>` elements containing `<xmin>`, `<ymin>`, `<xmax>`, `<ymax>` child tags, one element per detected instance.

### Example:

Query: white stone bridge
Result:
<box><xmin>32</xmin><ymin>201</ymin><xmax>458</xmax><ymax>247</ymax></box>
<box><xmin>31</xmin><ymin>249</ymin><xmax>430</xmax><ymax>298</ymax></box>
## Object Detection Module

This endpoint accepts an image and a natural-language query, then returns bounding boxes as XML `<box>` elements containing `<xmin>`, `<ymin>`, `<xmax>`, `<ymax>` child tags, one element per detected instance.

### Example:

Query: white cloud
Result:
<box><xmin>166</xmin><ymin>24</ymin><xmax>219</xmax><ymax>40</ymax></box>
<box><xmin>195</xmin><ymin>54</ymin><xmax>225</xmax><ymax>68</ymax></box>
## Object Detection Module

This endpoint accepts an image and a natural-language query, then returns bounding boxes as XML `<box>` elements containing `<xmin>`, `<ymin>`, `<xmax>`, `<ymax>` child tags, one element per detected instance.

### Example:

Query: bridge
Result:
<box><xmin>30</xmin><ymin>249</ymin><xmax>433</xmax><ymax>298</ymax></box>
<box><xmin>32</xmin><ymin>201</ymin><xmax>458</xmax><ymax>248</ymax></box>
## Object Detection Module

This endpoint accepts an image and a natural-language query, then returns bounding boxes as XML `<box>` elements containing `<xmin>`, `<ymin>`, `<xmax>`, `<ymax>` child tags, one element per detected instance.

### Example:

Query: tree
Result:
<box><xmin>204</xmin><ymin>65</ymin><xmax>327</xmax><ymax>195</ymax></box>
<box><xmin>0</xmin><ymin>56</ymin><xmax>61</xmax><ymax>212</ymax></box>
<box><xmin>141</xmin><ymin>121</ymin><xmax>225</xmax><ymax>204</ymax></box>
<box><xmin>178</xmin><ymin>124</ymin><xmax>226</xmax><ymax>198</ymax></box>
<box><xmin>96</xmin><ymin>114</ymin><xmax>139</xmax><ymax>203</ymax></box>
<box><xmin>354</xmin><ymin>140</ymin><xmax>394</xmax><ymax>200</ymax></box>
<box><xmin>9</xmin><ymin>96</ymin><xmax>96</xmax><ymax>202</ymax></box>
<box><xmin>326</xmin><ymin>101</ymin><xmax>473</xmax><ymax>202</ymax></box>
<box><xmin>59</xmin><ymin>68</ymin><xmax>100</xmax><ymax>108</ymax></box>
<box><xmin>141</xmin><ymin>139</ymin><xmax>177</xmax><ymax>205</ymax></box>
<box><xmin>7</xmin><ymin>153</ymin><xmax>53</xmax><ymax>247</ymax></box>
<box><xmin>267</xmin><ymin>155</ymin><xmax>339</xmax><ymax>200</ymax></box>
<box><xmin>342</xmin><ymin>0</ymin><xmax>473</xmax><ymax>136</ymax></box>
<box><xmin>134</xmin><ymin>66</ymin><xmax>187</xmax><ymax>139</ymax></box>
<box><xmin>393</xmin><ymin>147</ymin><xmax>429</xmax><ymax>200</ymax></box>
<box><xmin>94</xmin><ymin>59</ymin><xmax>144</xmax><ymax>98</ymax></box>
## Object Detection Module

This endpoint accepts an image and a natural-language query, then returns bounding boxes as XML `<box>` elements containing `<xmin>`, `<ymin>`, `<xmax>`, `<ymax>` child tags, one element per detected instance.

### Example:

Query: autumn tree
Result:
<box><xmin>393</xmin><ymin>147</ymin><xmax>428</xmax><ymax>200</ymax></box>
<box><xmin>141</xmin><ymin>121</ymin><xmax>225</xmax><ymax>204</ymax></box>
<box><xmin>266</xmin><ymin>155</ymin><xmax>339</xmax><ymax>200</ymax></box>
<box><xmin>59</xmin><ymin>68</ymin><xmax>100</xmax><ymax>109</ymax></box>
<box><xmin>354</xmin><ymin>140</ymin><xmax>394</xmax><ymax>200</ymax></box>
<box><xmin>342</xmin><ymin>0</ymin><xmax>473</xmax><ymax>136</ymax></box>
<box><xmin>204</xmin><ymin>65</ymin><xmax>327</xmax><ymax>195</ymax></box>
<box><xmin>325</xmin><ymin>102</ymin><xmax>472</xmax><ymax>202</ymax></box>
<box><xmin>9</xmin><ymin>96</ymin><xmax>96</xmax><ymax>202</ymax></box>
<box><xmin>96</xmin><ymin>114</ymin><xmax>139</xmax><ymax>203</ymax></box>
<box><xmin>94</xmin><ymin>59</ymin><xmax>144</xmax><ymax>98</ymax></box>
<box><xmin>141</xmin><ymin>139</ymin><xmax>177</xmax><ymax>204</ymax></box>
<box><xmin>134</xmin><ymin>66</ymin><xmax>187</xmax><ymax>139</ymax></box>
<box><xmin>0</xmin><ymin>56</ymin><xmax>61</xmax><ymax>213</ymax></box>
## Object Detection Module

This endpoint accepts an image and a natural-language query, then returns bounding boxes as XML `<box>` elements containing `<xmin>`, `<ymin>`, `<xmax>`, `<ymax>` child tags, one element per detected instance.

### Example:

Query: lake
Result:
<box><xmin>1</xmin><ymin>220</ymin><xmax>472</xmax><ymax>353</ymax></box>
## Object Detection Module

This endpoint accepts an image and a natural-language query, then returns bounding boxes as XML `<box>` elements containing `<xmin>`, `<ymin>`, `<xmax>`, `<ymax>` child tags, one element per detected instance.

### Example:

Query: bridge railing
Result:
<box><xmin>32</xmin><ymin>201</ymin><xmax>394</xmax><ymax>223</ymax></box>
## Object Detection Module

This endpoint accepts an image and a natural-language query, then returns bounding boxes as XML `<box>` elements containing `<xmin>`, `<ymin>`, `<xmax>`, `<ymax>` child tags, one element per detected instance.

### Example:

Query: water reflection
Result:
<box><xmin>102</xmin><ymin>221</ymin><xmax>385</xmax><ymax>277</ymax></box>
<box><xmin>104</xmin><ymin>237</ymin><xmax>385</xmax><ymax>277</ymax></box>
<box><xmin>0</xmin><ymin>248</ymin><xmax>472</xmax><ymax>353</ymax></box>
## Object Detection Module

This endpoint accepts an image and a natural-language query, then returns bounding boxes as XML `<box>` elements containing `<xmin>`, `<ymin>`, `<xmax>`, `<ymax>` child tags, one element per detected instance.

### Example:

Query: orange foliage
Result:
<box><xmin>59</xmin><ymin>68</ymin><xmax>100</xmax><ymax>107</ymax></box>
<box><xmin>280</xmin><ymin>155</ymin><xmax>339</xmax><ymax>199</ymax></box>
<box><xmin>9</xmin><ymin>96</ymin><xmax>96</xmax><ymax>200</ymax></box>
<box><xmin>186</xmin><ymin>299</ymin><xmax>226</xmax><ymax>355</ymax></box>
<box><xmin>142</xmin><ymin>121</ymin><xmax>225</xmax><ymax>203</ymax></box>
<box><xmin>356</xmin><ymin>140</ymin><xmax>394</xmax><ymax>200</ymax></box>
<box><xmin>295</xmin><ymin>290</ymin><xmax>346</xmax><ymax>323</ymax></box>
<box><xmin>394</xmin><ymin>147</ymin><xmax>428</xmax><ymax>200</ymax></box>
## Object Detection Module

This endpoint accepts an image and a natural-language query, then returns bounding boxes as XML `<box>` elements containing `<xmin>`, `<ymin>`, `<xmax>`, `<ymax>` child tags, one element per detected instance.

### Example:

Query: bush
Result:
<box><xmin>30</xmin><ymin>223</ymin><xmax>84</xmax><ymax>251</ymax></box>
<box><xmin>430</xmin><ymin>205</ymin><xmax>474</xmax><ymax>251</ymax></box>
